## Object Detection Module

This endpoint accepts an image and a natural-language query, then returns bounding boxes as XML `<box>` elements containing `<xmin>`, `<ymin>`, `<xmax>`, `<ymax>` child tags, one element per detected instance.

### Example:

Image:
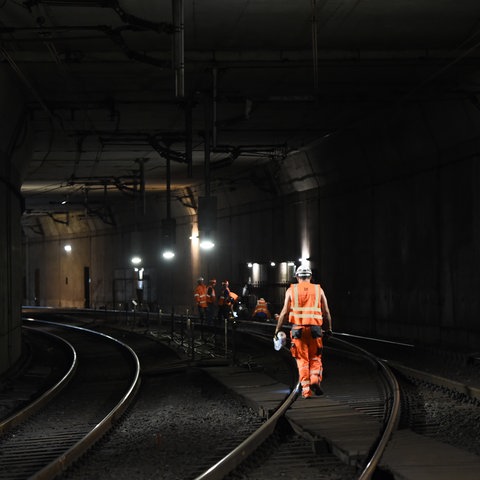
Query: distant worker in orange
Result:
<box><xmin>194</xmin><ymin>277</ymin><xmax>208</xmax><ymax>324</ymax></box>
<box><xmin>218</xmin><ymin>280</ymin><xmax>238</xmax><ymax>322</ymax></box>
<box><xmin>251</xmin><ymin>297</ymin><xmax>271</xmax><ymax>322</ymax></box>
<box><xmin>274</xmin><ymin>265</ymin><xmax>333</xmax><ymax>399</ymax></box>
<box><xmin>206</xmin><ymin>278</ymin><xmax>217</xmax><ymax>325</ymax></box>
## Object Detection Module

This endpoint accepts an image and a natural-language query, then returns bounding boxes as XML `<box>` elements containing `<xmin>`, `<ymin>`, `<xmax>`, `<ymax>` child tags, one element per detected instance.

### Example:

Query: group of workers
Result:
<box><xmin>194</xmin><ymin>277</ymin><xmax>273</xmax><ymax>324</ymax></box>
<box><xmin>194</xmin><ymin>265</ymin><xmax>334</xmax><ymax>400</ymax></box>
<box><xmin>193</xmin><ymin>277</ymin><xmax>240</xmax><ymax>325</ymax></box>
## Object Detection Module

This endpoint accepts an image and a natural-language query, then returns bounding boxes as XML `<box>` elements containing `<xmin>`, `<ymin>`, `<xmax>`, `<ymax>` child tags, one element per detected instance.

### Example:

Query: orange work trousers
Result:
<box><xmin>290</xmin><ymin>326</ymin><xmax>323</xmax><ymax>398</ymax></box>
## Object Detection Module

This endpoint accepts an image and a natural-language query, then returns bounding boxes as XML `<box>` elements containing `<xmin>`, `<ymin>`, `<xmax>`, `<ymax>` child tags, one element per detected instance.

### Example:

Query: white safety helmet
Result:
<box><xmin>197</xmin><ymin>277</ymin><xmax>204</xmax><ymax>282</ymax></box>
<box><xmin>273</xmin><ymin>331</ymin><xmax>287</xmax><ymax>351</ymax></box>
<box><xmin>295</xmin><ymin>265</ymin><xmax>312</xmax><ymax>278</ymax></box>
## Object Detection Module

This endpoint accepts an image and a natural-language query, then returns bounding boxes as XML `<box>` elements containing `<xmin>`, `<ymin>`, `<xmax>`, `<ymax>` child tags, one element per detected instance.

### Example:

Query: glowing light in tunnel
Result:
<box><xmin>162</xmin><ymin>250</ymin><xmax>175</xmax><ymax>260</ymax></box>
<box><xmin>190</xmin><ymin>224</ymin><xmax>200</xmax><ymax>274</ymax></box>
<box><xmin>199</xmin><ymin>239</ymin><xmax>215</xmax><ymax>250</ymax></box>
<box><xmin>300</xmin><ymin>205</ymin><xmax>310</xmax><ymax>268</ymax></box>
<box><xmin>131</xmin><ymin>256</ymin><xmax>142</xmax><ymax>265</ymax></box>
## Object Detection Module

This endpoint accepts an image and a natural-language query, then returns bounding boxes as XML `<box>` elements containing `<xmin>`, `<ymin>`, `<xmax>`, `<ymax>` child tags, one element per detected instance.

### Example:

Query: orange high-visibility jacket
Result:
<box><xmin>288</xmin><ymin>283</ymin><xmax>323</xmax><ymax>326</ymax></box>
<box><xmin>207</xmin><ymin>285</ymin><xmax>216</xmax><ymax>304</ymax></box>
<box><xmin>194</xmin><ymin>284</ymin><xmax>208</xmax><ymax>308</ymax></box>
<box><xmin>253</xmin><ymin>299</ymin><xmax>270</xmax><ymax>317</ymax></box>
<box><xmin>219</xmin><ymin>288</ymin><xmax>238</xmax><ymax>306</ymax></box>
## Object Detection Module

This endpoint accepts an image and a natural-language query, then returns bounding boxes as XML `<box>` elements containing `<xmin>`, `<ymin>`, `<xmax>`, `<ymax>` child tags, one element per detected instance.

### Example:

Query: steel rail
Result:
<box><xmin>17</xmin><ymin>310</ymin><xmax>401</xmax><ymax>479</ymax></box>
<box><xmin>388</xmin><ymin>361</ymin><xmax>480</xmax><ymax>402</ymax></box>
<box><xmin>333</xmin><ymin>336</ymin><xmax>402</xmax><ymax>480</ymax></box>
<box><xmin>193</xmin><ymin>327</ymin><xmax>297</xmax><ymax>480</ymax></box>
<box><xmin>194</xmin><ymin>380</ymin><xmax>300</xmax><ymax>480</ymax></box>
<box><xmin>193</xmin><ymin>327</ymin><xmax>401</xmax><ymax>480</ymax></box>
<box><xmin>0</xmin><ymin>325</ymin><xmax>78</xmax><ymax>436</ymax></box>
<box><xmin>19</xmin><ymin>319</ymin><xmax>142</xmax><ymax>480</ymax></box>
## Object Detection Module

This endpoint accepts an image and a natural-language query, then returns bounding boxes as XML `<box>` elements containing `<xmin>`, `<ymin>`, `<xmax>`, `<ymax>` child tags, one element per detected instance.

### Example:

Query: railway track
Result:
<box><xmin>0</xmin><ymin>319</ymin><xmax>141</xmax><ymax>480</ymax></box>
<box><xmin>0</xmin><ymin>326</ymin><xmax>77</xmax><ymax>434</ymax></box>
<box><xmin>3</xmin><ymin>309</ymin><xmax>479</xmax><ymax>479</ymax></box>
<box><xmin>52</xmin><ymin>320</ymin><xmax>373</xmax><ymax>480</ymax></box>
<box><xmin>187</xmin><ymin>330</ymin><xmax>400</xmax><ymax>480</ymax></box>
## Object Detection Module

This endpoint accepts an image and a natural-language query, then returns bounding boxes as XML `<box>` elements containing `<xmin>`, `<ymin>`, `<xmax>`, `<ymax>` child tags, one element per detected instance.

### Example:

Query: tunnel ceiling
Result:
<box><xmin>2</xmin><ymin>0</ymin><xmax>480</xmax><ymax>224</ymax></box>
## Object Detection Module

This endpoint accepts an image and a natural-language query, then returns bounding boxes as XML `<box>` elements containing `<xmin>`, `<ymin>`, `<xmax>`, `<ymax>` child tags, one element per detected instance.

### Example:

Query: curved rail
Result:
<box><xmin>194</xmin><ymin>383</ymin><xmax>300</xmax><ymax>480</ymax></box>
<box><xmin>194</xmin><ymin>327</ymin><xmax>401</xmax><ymax>480</ymax></box>
<box><xmin>8</xmin><ymin>318</ymin><xmax>142</xmax><ymax>480</ymax></box>
<box><xmin>0</xmin><ymin>326</ymin><xmax>78</xmax><ymax>435</ymax></box>
<box><xmin>194</xmin><ymin>327</ymin><xmax>299</xmax><ymax>480</ymax></box>
<box><xmin>16</xmin><ymin>310</ymin><xmax>401</xmax><ymax>479</ymax></box>
<box><xmin>333</xmin><ymin>336</ymin><xmax>402</xmax><ymax>480</ymax></box>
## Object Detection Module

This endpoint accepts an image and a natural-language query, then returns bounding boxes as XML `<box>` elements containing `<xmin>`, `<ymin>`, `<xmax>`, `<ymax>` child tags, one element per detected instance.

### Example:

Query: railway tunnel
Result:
<box><xmin>2</xmin><ymin>0</ymin><xmax>480</xmax><ymax>376</ymax></box>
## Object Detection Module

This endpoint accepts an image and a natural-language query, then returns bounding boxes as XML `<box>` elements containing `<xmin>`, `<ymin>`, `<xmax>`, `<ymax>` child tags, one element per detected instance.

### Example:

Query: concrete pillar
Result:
<box><xmin>0</xmin><ymin>66</ymin><xmax>32</xmax><ymax>375</ymax></box>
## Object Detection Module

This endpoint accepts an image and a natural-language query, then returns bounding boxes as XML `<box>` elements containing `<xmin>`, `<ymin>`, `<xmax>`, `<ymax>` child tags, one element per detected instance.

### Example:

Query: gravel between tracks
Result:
<box><xmin>404</xmin><ymin>378</ymin><xmax>480</xmax><ymax>457</ymax></box>
<box><xmin>60</xmin><ymin>368</ymin><xmax>262</xmax><ymax>480</ymax></box>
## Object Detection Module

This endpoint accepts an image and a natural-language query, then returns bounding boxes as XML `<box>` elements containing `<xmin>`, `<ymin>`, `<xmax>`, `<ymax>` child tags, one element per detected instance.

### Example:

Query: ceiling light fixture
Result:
<box><xmin>199</xmin><ymin>239</ymin><xmax>215</xmax><ymax>250</ymax></box>
<box><xmin>131</xmin><ymin>256</ymin><xmax>142</xmax><ymax>265</ymax></box>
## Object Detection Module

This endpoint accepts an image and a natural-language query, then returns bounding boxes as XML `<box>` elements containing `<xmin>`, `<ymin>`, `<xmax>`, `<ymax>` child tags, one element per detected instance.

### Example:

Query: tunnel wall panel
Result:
<box><xmin>0</xmin><ymin>66</ymin><xmax>32</xmax><ymax>376</ymax></box>
<box><xmin>314</xmin><ymin>99</ymin><xmax>480</xmax><ymax>350</ymax></box>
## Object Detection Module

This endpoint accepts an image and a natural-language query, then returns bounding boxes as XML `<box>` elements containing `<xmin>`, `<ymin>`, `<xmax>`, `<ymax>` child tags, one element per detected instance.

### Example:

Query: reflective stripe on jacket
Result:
<box><xmin>288</xmin><ymin>283</ymin><xmax>323</xmax><ymax>326</ymax></box>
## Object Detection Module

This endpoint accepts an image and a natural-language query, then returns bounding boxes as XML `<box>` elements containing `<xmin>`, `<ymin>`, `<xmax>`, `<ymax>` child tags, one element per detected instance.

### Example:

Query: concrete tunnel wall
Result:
<box><xmin>17</xmin><ymin>95</ymin><xmax>480</xmax><ymax>377</ymax></box>
<box><xmin>0</xmin><ymin>67</ymin><xmax>32</xmax><ymax>376</ymax></box>
<box><xmin>314</xmin><ymin>98</ymin><xmax>480</xmax><ymax>351</ymax></box>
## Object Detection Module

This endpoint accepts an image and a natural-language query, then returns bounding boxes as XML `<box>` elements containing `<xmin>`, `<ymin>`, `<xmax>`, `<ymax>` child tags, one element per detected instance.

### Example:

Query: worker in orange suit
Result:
<box><xmin>218</xmin><ymin>280</ymin><xmax>238</xmax><ymax>322</ymax></box>
<box><xmin>194</xmin><ymin>277</ymin><xmax>208</xmax><ymax>324</ymax></box>
<box><xmin>274</xmin><ymin>265</ymin><xmax>333</xmax><ymax>399</ymax></box>
<box><xmin>251</xmin><ymin>297</ymin><xmax>271</xmax><ymax>321</ymax></box>
<box><xmin>206</xmin><ymin>278</ymin><xmax>217</xmax><ymax>325</ymax></box>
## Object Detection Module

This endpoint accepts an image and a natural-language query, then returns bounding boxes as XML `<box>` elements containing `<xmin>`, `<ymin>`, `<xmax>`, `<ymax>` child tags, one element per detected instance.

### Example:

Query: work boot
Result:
<box><xmin>301</xmin><ymin>386</ymin><xmax>313</xmax><ymax>399</ymax></box>
<box><xmin>310</xmin><ymin>383</ymin><xmax>323</xmax><ymax>396</ymax></box>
